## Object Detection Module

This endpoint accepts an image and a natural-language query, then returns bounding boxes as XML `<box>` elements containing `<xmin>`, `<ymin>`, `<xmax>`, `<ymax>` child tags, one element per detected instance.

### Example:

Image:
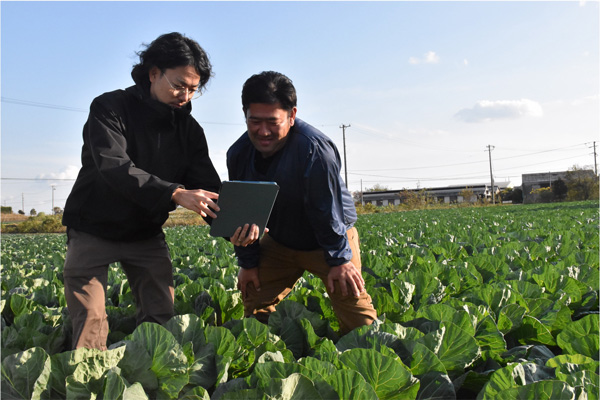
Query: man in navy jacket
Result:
<box><xmin>228</xmin><ymin>71</ymin><xmax>377</xmax><ymax>334</ymax></box>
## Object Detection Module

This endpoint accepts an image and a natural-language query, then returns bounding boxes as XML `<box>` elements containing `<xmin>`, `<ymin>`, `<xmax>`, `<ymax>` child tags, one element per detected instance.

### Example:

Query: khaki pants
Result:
<box><xmin>63</xmin><ymin>229</ymin><xmax>174</xmax><ymax>350</ymax></box>
<box><xmin>244</xmin><ymin>227</ymin><xmax>377</xmax><ymax>334</ymax></box>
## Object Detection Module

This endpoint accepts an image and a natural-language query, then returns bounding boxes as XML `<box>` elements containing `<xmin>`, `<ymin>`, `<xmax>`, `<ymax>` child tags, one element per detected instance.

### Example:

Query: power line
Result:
<box><xmin>349</xmin><ymin>152</ymin><xmax>590</xmax><ymax>177</ymax></box>
<box><xmin>351</xmin><ymin>142</ymin><xmax>590</xmax><ymax>173</ymax></box>
<box><xmin>1</xmin><ymin>97</ymin><xmax>88</xmax><ymax>113</ymax></box>
<box><xmin>196</xmin><ymin>121</ymin><xmax>246</xmax><ymax>126</ymax></box>
<box><xmin>1</xmin><ymin>177</ymin><xmax>76</xmax><ymax>181</ymax></box>
<box><xmin>352</xmin><ymin>159</ymin><xmax>487</xmax><ymax>172</ymax></box>
<box><xmin>493</xmin><ymin>143</ymin><xmax>589</xmax><ymax>160</ymax></box>
<box><xmin>347</xmin><ymin>154</ymin><xmax>591</xmax><ymax>184</ymax></box>
<box><xmin>491</xmin><ymin>153</ymin><xmax>592</xmax><ymax>173</ymax></box>
<box><xmin>350</xmin><ymin>125</ymin><xmax>479</xmax><ymax>154</ymax></box>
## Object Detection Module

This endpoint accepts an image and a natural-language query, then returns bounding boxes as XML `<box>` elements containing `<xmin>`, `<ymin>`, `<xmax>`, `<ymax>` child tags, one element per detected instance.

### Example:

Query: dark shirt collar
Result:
<box><xmin>126</xmin><ymin>84</ymin><xmax>192</xmax><ymax>122</ymax></box>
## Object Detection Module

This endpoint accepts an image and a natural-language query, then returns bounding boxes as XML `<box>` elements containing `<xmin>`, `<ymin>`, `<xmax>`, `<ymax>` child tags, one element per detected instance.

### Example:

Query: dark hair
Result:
<box><xmin>131</xmin><ymin>32</ymin><xmax>213</xmax><ymax>92</ymax></box>
<box><xmin>241</xmin><ymin>71</ymin><xmax>297</xmax><ymax>113</ymax></box>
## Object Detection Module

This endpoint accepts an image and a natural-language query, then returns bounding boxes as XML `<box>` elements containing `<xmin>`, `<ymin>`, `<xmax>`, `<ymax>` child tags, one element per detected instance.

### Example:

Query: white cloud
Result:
<box><xmin>409</xmin><ymin>51</ymin><xmax>440</xmax><ymax>65</ymax></box>
<box><xmin>454</xmin><ymin>99</ymin><xmax>544</xmax><ymax>123</ymax></box>
<box><xmin>571</xmin><ymin>94</ymin><xmax>599</xmax><ymax>106</ymax></box>
<box><xmin>38</xmin><ymin>165</ymin><xmax>80</xmax><ymax>180</ymax></box>
<box><xmin>463</xmin><ymin>59</ymin><xmax>469</xmax><ymax>66</ymax></box>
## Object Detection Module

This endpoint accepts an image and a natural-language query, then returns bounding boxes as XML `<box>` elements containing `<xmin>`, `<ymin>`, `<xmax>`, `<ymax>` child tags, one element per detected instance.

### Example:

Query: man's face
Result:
<box><xmin>245</xmin><ymin>103</ymin><xmax>297</xmax><ymax>158</ymax></box>
<box><xmin>149</xmin><ymin>65</ymin><xmax>201</xmax><ymax>108</ymax></box>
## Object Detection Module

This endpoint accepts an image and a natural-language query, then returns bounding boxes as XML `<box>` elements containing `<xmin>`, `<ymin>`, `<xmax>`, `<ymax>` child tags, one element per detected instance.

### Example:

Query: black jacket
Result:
<box><xmin>62</xmin><ymin>85</ymin><xmax>221</xmax><ymax>241</ymax></box>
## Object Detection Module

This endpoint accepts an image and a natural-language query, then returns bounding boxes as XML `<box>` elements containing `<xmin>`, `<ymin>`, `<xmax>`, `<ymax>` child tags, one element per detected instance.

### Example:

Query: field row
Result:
<box><xmin>1</xmin><ymin>201</ymin><xmax>598</xmax><ymax>399</ymax></box>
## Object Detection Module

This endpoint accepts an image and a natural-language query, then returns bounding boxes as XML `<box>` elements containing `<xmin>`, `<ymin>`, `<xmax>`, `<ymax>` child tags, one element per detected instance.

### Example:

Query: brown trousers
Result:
<box><xmin>244</xmin><ymin>227</ymin><xmax>377</xmax><ymax>334</ymax></box>
<box><xmin>63</xmin><ymin>229</ymin><xmax>174</xmax><ymax>350</ymax></box>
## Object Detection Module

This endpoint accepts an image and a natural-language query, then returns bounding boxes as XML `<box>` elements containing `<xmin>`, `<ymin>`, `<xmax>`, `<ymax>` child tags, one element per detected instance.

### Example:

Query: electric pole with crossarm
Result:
<box><xmin>486</xmin><ymin>145</ymin><xmax>495</xmax><ymax>204</ymax></box>
<box><xmin>340</xmin><ymin>124</ymin><xmax>350</xmax><ymax>187</ymax></box>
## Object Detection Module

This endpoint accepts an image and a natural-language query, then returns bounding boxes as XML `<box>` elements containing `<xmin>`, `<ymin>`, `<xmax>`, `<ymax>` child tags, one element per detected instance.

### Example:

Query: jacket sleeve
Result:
<box><xmin>233</xmin><ymin>242</ymin><xmax>261</xmax><ymax>269</ymax></box>
<box><xmin>180</xmin><ymin>121</ymin><xmax>222</xmax><ymax>225</ymax></box>
<box><xmin>85</xmin><ymin>96</ymin><xmax>180</xmax><ymax>215</ymax></box>
<box><xmin>303</xmin><ymin>141</ymin><xmax>354</xmax><ymax>267</ymax></box>
<box><xmin>181</xmin><ymin>122</ymin><xmax>221</xmax><ymax>193</ymax></box>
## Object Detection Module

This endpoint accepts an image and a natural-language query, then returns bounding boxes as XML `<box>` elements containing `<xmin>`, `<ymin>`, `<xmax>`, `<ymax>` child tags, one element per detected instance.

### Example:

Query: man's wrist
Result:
<box><xmin>328</xmin><ymin>259</ymin><xmax>352</xmax><ymax>268</ymax></box>
<box><xmin>171</xmin><ymin>186</ymin><xmax>185</xmax><ymax>204</ymax></box>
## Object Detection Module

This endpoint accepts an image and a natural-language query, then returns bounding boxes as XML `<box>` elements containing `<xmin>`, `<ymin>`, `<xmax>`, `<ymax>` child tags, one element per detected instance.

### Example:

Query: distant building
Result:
<box><xmin>361</xmin><ymin>182</ymin><xmax>510</xmax><ymax>206</ymax></box>
<box><xmin>521</xmin><ymin>169</ymin><xmax>596</xmax><ymax>203</ymax></box>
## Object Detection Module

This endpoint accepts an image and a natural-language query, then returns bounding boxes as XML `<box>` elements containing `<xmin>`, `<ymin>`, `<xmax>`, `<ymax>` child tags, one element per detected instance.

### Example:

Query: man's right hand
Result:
<box><xmin>172</xmin><ymin>188</ymin><xmax>219</xmax><ymax>218</ymax></box>
<box><xmin>237</xmin><ymin>267</ymin><xmax>261</xmax><ymax>299</ymax></box>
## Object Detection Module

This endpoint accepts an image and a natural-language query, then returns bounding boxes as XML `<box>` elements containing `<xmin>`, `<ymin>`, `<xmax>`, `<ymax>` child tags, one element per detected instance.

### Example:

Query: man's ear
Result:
<box><xmin>149</xmin><ymin>66</ymin><xmax>160</xmax><ymax>83</ymax></box>
<box><xmin>289</xmin><ymin>107</ymin><xmax>297</xmax><ymax>126</ymax></box>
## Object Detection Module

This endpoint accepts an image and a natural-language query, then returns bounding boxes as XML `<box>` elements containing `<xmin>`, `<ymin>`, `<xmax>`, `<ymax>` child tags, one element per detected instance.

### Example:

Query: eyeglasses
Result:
<box><xmin>163</xmin><ymin>73</ymin><xmax>202</xmax><ymax>100</ymax></box>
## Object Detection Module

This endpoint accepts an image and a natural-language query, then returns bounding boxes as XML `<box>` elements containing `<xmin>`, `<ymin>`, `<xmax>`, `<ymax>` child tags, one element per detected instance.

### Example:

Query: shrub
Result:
<box><xmin>530</xmin><ymin>187</ymin><xmax>554</xmax><ymax>203</ymax></box>
<box><xmin>1</xmin><ymin>214</ymin><xmax>65</xmax><ymax>234</ymax></box>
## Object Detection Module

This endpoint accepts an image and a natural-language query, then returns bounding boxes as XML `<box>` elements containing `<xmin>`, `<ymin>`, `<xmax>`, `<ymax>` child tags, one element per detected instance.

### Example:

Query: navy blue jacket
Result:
<box><xmin>227</xmin><ymin>118</ymin><xmax>357</xmax><ymax>269</ymax></box>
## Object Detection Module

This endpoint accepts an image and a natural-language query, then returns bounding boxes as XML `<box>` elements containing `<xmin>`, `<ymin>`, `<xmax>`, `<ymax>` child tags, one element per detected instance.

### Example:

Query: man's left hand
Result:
<box><xmin>230</xmin><ymin>224</ymin><xmax>260</xmax><ymax>247</ymax></box>
<box><xmin>327</xmin><ymin>262</ymin><xmax>365</xmax><ymax>298</ymax></box>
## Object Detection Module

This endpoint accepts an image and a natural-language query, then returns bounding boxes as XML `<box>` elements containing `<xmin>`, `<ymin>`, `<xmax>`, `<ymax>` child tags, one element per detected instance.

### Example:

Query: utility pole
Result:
<box><xmin>340</xmin><ymin>124</ymin><xmax>350</xmax><ymax>187</ymax></box>
<box><xmin>592</xmin><ymin>141</ymin><xmax>598</xmax><ymax>176</ymax></box>
<box><xmin>360</xmin><ymin>179</ymin><xmax>364</xmax><ymax>206</ymax></box>
<box><xmin>21</xmin><ymin>193</ymin><xmax>24</xmax><ymax>214</ymax></box>
<box><xmin>51</xmin><ymin>185</ymin><xmax>56</xmax><ymax>214</ymax></box>
<box><xmin>486</xmin><ymin>145</ymin><xmax>495</xmax><ymax>204</ymax></box>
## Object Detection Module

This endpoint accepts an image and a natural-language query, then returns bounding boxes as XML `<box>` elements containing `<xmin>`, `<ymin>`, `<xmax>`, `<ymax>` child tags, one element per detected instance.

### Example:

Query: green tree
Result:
<box><xmin>565</xmin><ymin>166</ymin><xmax>599</xmax><ymax>201</ymax></box>
<box><xmin>531</xmin><ymin>187</ymin><xmax>554</xmax><ymax>203</ymax></box>
<box><xmin>397</xmin><ymin>189</ymin><xmax>435</xmax><ymax>209</ymax></box>
<box><xmin>366</xmin><ymin>184</ymin><xmax>389</xmax><ymax>192</ymax></box>
<box><xmin>459</xmin><ymin>187</ymin><xmax>476</xmax><ymax>203</ymax></box>
<box><xmin>500</xmin><ymin>187</ymin><xmax>523</xmax><ymax>204</ymax></box>
<box><xmin>551</xmin><ymin>178</ymin><xmax>568</xmax><ymax>201</ymax></box>
<box><xmin>511</xmin><ymin>188</ymin><xmax>523</xmax><ymax>203</ymax></box>
<box><xmin>30</xmin><ymin>208</ymin><xmax>37</xmax><ymax>216</ymax></box>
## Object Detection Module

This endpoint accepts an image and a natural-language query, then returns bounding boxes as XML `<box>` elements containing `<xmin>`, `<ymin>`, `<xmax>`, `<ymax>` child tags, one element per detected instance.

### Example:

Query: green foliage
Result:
<box><xmin>499</xmin><ymin>187</ymin><xmax>523</xmax><ymax>204</ymax></box>
<box><xmin>1</xmin><ymin>206</ymin><xmax>13</xmax><ymax>214</ymax></box>
<box><xmin>1</xmin><ymin>201</ymin><xmax>598</xmax><ymax>399</ymax></box>
<box><xmin>552</xmin><ymin>178</ymin><xmax>568</xmax><ymax>201</ymax></box>
<box><xmin>365</xmin><ymin>184</ymin><xmax>389</xmax><ymax>192</ymax></box>
<box><xmin>530</xmin><ymin>186</ymin><xmax>554</xmax><ymax>203</ymax></box>
<box><xmin>1</xmin><ymin>214</ymin><xmax>65</xmax><ymax>234</ymax></box>
<box><xmin>565</xmin><ymin>167</ymin><xmax>599</xmax><ymax>201</ymax></box>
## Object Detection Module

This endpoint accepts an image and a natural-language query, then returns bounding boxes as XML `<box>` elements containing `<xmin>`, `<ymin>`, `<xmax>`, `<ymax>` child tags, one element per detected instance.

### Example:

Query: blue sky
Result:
<box><xmin>1</xmin><ymin>1</ymin><xmax>598</xmax><ymax>214</ymax></box>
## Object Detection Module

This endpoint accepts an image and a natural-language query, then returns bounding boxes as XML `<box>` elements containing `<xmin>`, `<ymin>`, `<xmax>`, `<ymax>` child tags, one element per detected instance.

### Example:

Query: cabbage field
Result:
<box><xmin>1</xmin><ymin>201</ymin><xmax>598</xmax><ymax>399</ymax></box>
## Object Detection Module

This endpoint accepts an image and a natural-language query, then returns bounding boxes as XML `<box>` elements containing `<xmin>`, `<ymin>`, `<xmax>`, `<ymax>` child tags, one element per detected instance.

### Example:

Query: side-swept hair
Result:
<box><xmin>131</xmin><ymin>32</ymin><xmax>213</xmax><ymax>92</ymax></box>
<box><xmin>241</xmin><ymin>71</ymin><xmax>297</xmax><ymax>113</ymax></box>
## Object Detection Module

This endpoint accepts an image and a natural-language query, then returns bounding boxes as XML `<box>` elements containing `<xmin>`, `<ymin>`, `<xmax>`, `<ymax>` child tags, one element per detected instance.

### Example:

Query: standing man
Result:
<box><xmin>62</xmin><ymin>32</ymin><xmax>257</xmax><ymax>350</ymax></box>
<box><xmin>228</xmin><ymin>71</ymin><xmax>377</xmax><ymax>335</ymax></box>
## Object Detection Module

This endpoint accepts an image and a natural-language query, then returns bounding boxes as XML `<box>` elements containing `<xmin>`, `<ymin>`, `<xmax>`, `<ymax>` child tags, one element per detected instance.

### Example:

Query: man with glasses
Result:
<box><xmin>62</xmin><ymin>32</ymin><xmax>258</xmax><ymax>350</ymax></box>
<box><xmin>229</xmin><ymin>71</ymin><xmax>377</xmax><ymax>336</ymax></box>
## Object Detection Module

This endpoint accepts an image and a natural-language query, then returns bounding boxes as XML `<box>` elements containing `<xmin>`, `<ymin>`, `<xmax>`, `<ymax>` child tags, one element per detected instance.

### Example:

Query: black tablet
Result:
<box><xmin>209</xmin><ymin>181</ymin><xmax>279</xmax><ymax>237</ymax></box>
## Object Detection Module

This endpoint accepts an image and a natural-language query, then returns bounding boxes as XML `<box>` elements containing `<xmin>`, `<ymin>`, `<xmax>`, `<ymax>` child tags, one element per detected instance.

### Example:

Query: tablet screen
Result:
<box><xmin>209</xmin><ymin>181</ymin><xmax>279</xmax><ymax>237</ymax></box>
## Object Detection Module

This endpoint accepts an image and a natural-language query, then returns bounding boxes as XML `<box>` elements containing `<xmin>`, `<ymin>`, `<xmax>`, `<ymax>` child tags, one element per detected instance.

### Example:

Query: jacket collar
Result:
<box><xmin>126</xmin><ymin>85</ymin><xmax>192</xmax><ymax>122</ymax></box>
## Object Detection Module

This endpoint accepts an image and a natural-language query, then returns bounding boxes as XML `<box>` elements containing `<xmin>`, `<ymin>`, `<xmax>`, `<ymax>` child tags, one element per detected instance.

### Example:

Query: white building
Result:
<box><xmin>361</xmin><ymin>182</ymin><xmax>510</xmax><ymax>206</ymax></box>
